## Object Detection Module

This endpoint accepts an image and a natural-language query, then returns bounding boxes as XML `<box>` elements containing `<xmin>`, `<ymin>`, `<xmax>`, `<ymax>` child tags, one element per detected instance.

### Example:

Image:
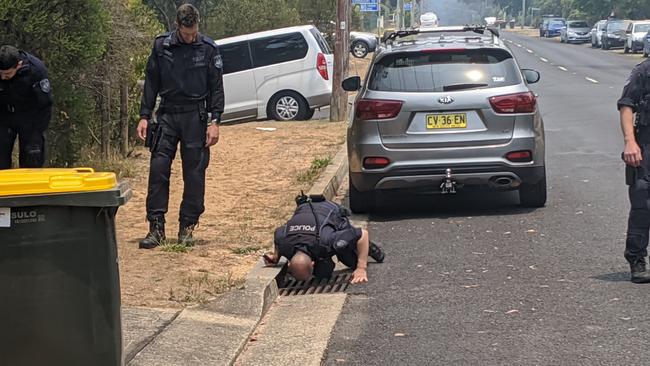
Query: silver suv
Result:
<box><xmin>342</xmin><ymin>26</ymin><xmax>546</xmax><ymax>213</ymax></box>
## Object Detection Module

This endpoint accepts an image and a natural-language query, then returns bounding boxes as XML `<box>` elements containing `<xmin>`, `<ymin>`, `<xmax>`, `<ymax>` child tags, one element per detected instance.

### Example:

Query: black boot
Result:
<box><xmin>178</xmin><ymin>222</ymin><xmax>196</xmax><ymax>246</ymax></box>
<box><xmin>139</xmin><ymin>220</ymin><xmax>165</xmax><ymax>249</ymax></box>
<box><xmin>630</xmin><ymin>258</ymin><xmax>650</xmax><ymax>284</ymax></box>
<box><xmin>369</xmin><ymin>241</ymin><xmax>385</xmax><ymax>263</ymax></box>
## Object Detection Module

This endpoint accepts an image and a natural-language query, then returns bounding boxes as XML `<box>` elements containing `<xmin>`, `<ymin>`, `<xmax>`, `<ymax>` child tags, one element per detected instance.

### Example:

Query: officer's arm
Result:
<box><xmin>355</xmin><ymin>229</ymin><xmax>369</xmax><ymax>271</ymax></box>
<box><xmin>619</xmin><ymin>69</ymin><xmax>644</xmax><ymax>167</ymax></box>
<box><xmin>207</xmin><ymin>46</ymin><xmax>225</xmax><ymax>124</ymax></box>
<box><xmin>31</xmin><ymin>66</ymin><xmax>52</xmax><ymax>110</ymax></box>
<box><xmin>140</xmin><ymin>46</ymin><xmax>160</xmax><ymax>120</ymax></box>
<box><xmin>621</xmin><ymin>106</ymin><xmax>637</xmax><ymax>145</ymax></box>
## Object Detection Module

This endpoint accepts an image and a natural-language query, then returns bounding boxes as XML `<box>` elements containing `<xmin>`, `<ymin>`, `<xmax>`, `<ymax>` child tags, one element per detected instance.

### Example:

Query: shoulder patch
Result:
<box><xmin>214</xmin><ymin>54</ymin><xmax>223</xmax><ymax>69</ymax></box>
<box><xmin>38</xmin><ymin>79</ymin><xmax>51</xmax><ymax>93</ymax></box>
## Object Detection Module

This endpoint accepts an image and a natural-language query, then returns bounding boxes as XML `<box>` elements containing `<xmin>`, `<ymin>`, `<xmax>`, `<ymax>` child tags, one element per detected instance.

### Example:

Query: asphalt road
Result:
<box><xmin>323</xmin><ymin>33</ymin><xmax>650</xmax><ymax>365</ymax></box>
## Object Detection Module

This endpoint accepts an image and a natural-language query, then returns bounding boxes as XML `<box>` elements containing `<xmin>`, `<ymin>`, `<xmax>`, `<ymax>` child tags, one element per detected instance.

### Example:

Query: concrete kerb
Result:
<box><xmin>127</xmin><ymin>144</ymin><xmax>349</xmax><ymax>366</ymax></box>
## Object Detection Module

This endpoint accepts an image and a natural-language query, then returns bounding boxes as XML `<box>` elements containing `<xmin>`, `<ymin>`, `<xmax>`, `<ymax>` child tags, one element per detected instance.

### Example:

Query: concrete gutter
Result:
<box><xmin>127</xmin><ymin>144</ymin><xmax>349</xmax><ymax>366</ymax></box>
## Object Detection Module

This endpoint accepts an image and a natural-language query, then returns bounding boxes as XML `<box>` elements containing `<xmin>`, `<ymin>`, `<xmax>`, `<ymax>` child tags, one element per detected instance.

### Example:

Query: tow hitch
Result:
<box><xmin>440</xmin><ymin>168</ymin><xmax>457</xmax><ymax>194</ymax></box>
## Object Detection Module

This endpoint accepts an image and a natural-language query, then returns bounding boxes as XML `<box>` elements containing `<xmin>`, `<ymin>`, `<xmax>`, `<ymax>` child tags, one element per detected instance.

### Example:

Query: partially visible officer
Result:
<box><xmin>619</xmin><ymin>57</ymin><xmax>650</xmax><ymax>283</ymax></box>
<box><xmin>264</xmin><ymin>194</ymin><xmax>385</xmax><ymax>284</ymax></box>
<box><xmin>0</xmin><ymin>45</ymin><xmax>52</xmax><ymax>169</ymax></box>
<box><xmin>137</xmin><ymin>4</ymin><xmax>224</xmax><ymax>249</ymax></box>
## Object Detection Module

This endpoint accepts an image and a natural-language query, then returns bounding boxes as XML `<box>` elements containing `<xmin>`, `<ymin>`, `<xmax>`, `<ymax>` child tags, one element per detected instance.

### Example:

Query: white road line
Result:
<box><xmin>585</xmin><ymin>77</ymin><xmax>599</xmax><ymax>84</ymax></box>
<box><xmin>540</xmin><ymin>58</ymin><xmax>548</xmax><ymax>62</ymax></box>
<box><xmin>558</xmin><ymin>66</ymin><xmax>568</xmax><ymax>71</ymax></box>
<box><xmin>526</xmin><ymin>49</ymin><xmax>534</xmax><ymax>53</ymax></box>
<box><xmin>516</xmin><ymin>43</ymin><xmax>522</xmax><ymax>47</ymax></box>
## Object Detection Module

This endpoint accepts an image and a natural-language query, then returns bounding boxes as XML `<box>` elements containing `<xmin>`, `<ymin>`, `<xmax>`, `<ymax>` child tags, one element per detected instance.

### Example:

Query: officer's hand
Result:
<box><xmin>137</xmin><ymin>119</ymin><xmax>148</xmax><ymax>141</ymax></box>
<box><xmin>351</xmin><ymin>268</ymin><xmax>368</xmax><ymax>284</ymax></box>
<box><xmin>624</xmin><ymin>141</ymin><xmax>643</xmax><ymax>167</ymax></box>
<box><xmin>206</xmin><ymin>124</ymin><xmax>219</xmax><ymax>147</ymax></box>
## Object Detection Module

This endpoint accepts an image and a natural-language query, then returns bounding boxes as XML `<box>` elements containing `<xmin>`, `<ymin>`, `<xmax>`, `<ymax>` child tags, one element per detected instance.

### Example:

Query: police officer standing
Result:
<box><xmin>0</xmin><ymin>45</ymin><xmax>52</xmax><ymax>169</ymax></box>
<box><xmin>137</xmin><ymin>4</ymin><xmax>224</xmax><ymax>248</ymax></box>
<box><xmin>619</xmin><ymin>57</ymin><xmax>650</xmax><ymax>283</ymax></box>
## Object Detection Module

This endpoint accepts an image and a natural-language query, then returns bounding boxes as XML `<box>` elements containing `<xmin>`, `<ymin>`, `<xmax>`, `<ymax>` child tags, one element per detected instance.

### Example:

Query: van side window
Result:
<box><xmin>309</xmin><ymin>28</ymin><xmax>332</xmax><ymax>54</ymax></box>
<box><xmin>220</xmin><ymin>42</ymin><xmax>253</xmax><ymax>75</ymax></box>
<box><xmin>251</xmin><ymin>32</ymin><xmax>308</xmax><ymax>68</ymax></box>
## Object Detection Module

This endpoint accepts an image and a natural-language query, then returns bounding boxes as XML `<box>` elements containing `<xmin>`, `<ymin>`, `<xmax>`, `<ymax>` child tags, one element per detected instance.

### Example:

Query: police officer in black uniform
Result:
<box><xmin>137</xmin><ymin>4</ymin><xmax>224</xmax><ymax>248</ymax></box>
<box><xmin>0</xmin><ymin>45</ymin><xmax>52</xmax><ymax>169</ymax></box>
<box><xmin>619</xmin><ymin>58</ymin><xmax>650</xmax><ymax>283</ymax></box>
<box><xmin>265</xmin><ymin>194</ymin><xmax>385</xmax><ymax>284</ymax></box>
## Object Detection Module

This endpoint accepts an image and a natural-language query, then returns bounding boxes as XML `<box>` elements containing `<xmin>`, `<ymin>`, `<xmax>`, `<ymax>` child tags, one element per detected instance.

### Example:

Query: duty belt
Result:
<box><xmin>158</xmin><ymin>101</ymin><xmax>206</xmax><ymax>114</ymax></box>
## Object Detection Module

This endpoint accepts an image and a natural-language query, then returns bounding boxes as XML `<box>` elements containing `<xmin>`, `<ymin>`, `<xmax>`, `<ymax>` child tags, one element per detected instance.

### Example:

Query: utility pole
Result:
<box><xmin>521</xmin><ymin>0</ymin><xmax>526</xmax><ymax>29</ymax></box>
<box><xmin>330</xmin><ymin>0</ymin><xmax>350</xmax><ymax>122</ymax></box>
<box><xmin>396</xmin><ymin>0</ymin><xmax>403</xmax><ymax>30</ymax></box>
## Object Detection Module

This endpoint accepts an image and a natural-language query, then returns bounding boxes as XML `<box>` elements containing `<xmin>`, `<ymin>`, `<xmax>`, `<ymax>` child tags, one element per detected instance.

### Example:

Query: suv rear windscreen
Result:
<box><xmin>368</xmin><ymin>49</ymin><xmax>522</xmax><ymax>93</ymax></box>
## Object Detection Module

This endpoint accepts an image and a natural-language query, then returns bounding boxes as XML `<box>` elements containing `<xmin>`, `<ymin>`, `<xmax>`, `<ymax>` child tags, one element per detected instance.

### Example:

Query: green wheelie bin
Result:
<box><xmin>0</xmin><ymin>168</ymin><xmax>131</xmax><ymax>366</ymax></box>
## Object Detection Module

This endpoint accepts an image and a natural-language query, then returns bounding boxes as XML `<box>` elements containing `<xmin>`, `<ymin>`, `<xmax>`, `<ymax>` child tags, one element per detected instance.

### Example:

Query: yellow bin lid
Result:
<box><xmin>0</xmin><ymin>168</ymin><xmax>117</xmax><ymax>197</ymax></box>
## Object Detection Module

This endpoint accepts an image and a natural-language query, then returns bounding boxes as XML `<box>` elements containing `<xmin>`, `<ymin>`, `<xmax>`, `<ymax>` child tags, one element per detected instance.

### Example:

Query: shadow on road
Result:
<box><xmin>361</xmin><ymin>190</ymin><xmax>541</xmax><ymax>222</ymax></box>
<box><xmin>591</xmin><ymin>272</ymin><xmax>630</xmax><ymax>282</ymax></box>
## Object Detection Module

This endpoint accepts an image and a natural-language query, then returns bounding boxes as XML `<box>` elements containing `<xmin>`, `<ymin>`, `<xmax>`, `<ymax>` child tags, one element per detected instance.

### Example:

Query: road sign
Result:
<box><xmin>360</xmin><ymin>3</ymin><xmax>379</xmax><ymax>12</ymax></box>
<box><xmin>404</xmin><ymin>2</ymin><xmax>412</xmax><ymax>11</ymax></box>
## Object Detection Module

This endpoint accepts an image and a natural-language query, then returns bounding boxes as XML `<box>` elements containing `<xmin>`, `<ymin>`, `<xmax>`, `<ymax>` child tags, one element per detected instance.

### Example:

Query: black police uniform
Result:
<box><xmin>274</xmin><ymin>200</ymin><xmax>363</xmax><ymax>279</ymax></box>
<box><xmin>0</xmin><ymin>51</ymin><xmax>52</xmax><ymax>169</ymax></box>
<box><xmin>140</xmin><ymin>31</ymin><xmax>224</xmax><ymax>226</ymax></box>
<box><xmin>618</xmin><ymin>59</ymin><xmax>650</xmax><ymax>265</ymax></box>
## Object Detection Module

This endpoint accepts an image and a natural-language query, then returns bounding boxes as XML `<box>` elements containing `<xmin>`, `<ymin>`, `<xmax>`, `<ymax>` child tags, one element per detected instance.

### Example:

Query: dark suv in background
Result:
<box><xmin>601</xmin><ymin>19</ymin><xmax>630</xmax><ymax>49</ymax></box>
<box><xmin>342</xmin><ymin>27</ymin><xmax>546</xmax><ymax>213</ymax></box>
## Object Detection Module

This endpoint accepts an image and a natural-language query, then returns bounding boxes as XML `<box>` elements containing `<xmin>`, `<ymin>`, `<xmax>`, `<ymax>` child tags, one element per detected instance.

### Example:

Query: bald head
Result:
<box><xmin>288</xmin><ymin>251</ymin><xmax>314</xmax><ymax>281</ymax></box>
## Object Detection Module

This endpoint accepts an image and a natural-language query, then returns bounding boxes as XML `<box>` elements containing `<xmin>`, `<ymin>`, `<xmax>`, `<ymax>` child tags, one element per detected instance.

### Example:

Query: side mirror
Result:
<box><xmin>342</xmin><ymin>76</ymin><xmax>361</xmax><ymax>92</ymax></box>
<box><xmin>522</xmin><ymin>69</ymin><xmax>541</xmax><ymax>84</ymax></box>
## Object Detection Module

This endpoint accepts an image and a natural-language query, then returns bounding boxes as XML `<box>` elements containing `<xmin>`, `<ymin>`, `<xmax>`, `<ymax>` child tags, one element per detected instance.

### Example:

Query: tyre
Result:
<box><xmin>644</xmin><ymin>49</ymin><xmax>649</xmax><ymax>58</ymax></box>
<box><xmin>624</xmin><ymin>45</ymin><xmax>630</xmax><ymax>54</ymax></box>
<box><xmin>349</xmin><ymin>179</ymin><xmax>375</xmax><ymax>214</ymax></box>
<box><xmin>519</xmin><ymin>174</ymin><xmax>547</xmax><ymax>208</ymax></box>
<box><xmin>268</xmin><ymin>91</ymin><xmax>308</xmax><ymax>121</ymax></box>
<box><xmin>304</xmin><ymin>108</ymin><xmax>315</xmax><ymax>121</ymax></box>
<box><xmin>351</xmin><ymin>41</ymin><xmax>369</xmax><ymax>58</ymax></box>
<box><xmin>544</xmin><ymin>31</ymin><xmax>549</xmax><ymax>38</ymax></box>
<box><xmin>603</xmin><ymin>39</ymin><xmax>610</xmax><ymax>50</ymax></box>
<box><xmin>560</xmin><ymin>37</ymin><xmax>565</xmax><ymax>43</ymax></box>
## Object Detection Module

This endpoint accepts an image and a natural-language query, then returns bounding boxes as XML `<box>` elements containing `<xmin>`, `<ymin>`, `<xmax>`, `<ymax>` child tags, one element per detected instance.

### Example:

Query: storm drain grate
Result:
<box><xmin>278</xmin><ymin>272</ymin><xmax>352</xmax><ymax>296</ymax></box>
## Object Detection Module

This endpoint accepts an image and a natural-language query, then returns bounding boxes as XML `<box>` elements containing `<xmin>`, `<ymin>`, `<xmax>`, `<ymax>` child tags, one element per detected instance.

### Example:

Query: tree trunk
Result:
<box><xmin>101</xmin><ymin>79</ymin><xmax>111</xmax><ymax>159</ymax></box>
<box><xmin>120</xmin><ymin>80</ymin><xmax>129</xmax><ymax>156</ymax></box>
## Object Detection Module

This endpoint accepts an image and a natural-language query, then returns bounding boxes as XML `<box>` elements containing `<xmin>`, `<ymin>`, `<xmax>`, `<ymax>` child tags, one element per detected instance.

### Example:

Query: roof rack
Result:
<box><xmin>381</xmin><ymin>25</ymin><xmax>500</xmax><ymax>45</ymax></box>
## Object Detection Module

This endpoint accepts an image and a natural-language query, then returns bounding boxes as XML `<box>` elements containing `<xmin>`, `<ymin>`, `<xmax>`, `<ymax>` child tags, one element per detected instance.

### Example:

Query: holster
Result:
<box><xmin>626</xmin><ymin>165</ymin><xmax>638</xmax><ymax>186</ymax></box>
<box><xmin>145</xmin><ymin>120</ymin><xmax>162</xmax><ymax>153</ymax></box>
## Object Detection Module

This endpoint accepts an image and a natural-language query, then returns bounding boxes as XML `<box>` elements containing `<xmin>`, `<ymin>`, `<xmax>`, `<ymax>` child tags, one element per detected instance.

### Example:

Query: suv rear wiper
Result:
<box><xmin>442</xmin><ymin>83</ymin><xmax>488</xmax><ymax>91</ymax></box>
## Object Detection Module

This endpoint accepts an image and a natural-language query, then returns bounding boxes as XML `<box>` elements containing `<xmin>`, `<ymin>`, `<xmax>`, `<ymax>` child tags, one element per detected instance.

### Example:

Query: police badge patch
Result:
<box><xmin>214</xmin><ymin>54</ymin><xmax>223</xmax><ymax>69</ymax></box>
<box><xmin>39</xmin><ymin>79</ymin><xmax>51</xmax><ymax>93</ymax></box>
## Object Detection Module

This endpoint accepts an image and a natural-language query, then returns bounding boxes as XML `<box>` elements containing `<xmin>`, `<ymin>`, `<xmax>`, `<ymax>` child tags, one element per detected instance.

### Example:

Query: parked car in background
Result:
<box><xmin>342</xmin><ymin>27</ymin><xmax>546</xmax><ymax>213</ymax></box>
<box><xmin>216</xmin><ymin>25</ymin><xmax>333</xmax><ymax>123</ymax></box>
<box><xmin>625</xmin><ymin>21</ymin><xmax>650</xmax><ymax>53</ymax></box>
<box><xmin>591</xmin><ymin>20</ymin><xmax>607</xmax><ymax>48</ymax></box>
<box><xmin>350</xmin><ymin>31</ymin><xmax>378</xmax><ymax>58</ymax></box>
<box><xmin>540</xmin><ymin>17</ymin><xmax>566</xmax><ymax>37</ymax></box>
<box><xmin>420</xmin><ymin>12</ymin><xmax>439</xmax><ymax>30</ymax></box>
<box><xmin>601</xmin><ymin>19</ymin><xmax>630</xmax><ymax>50</ymax></box>
<box><xmin>560</xmin><ymin>20</ymin><xmax>591</xmax><ymax>43</ymax></box>
<box><xmin>644</xmin><ymin>29</ymin><xmax>650</xmax><ymax>57</ymax></box>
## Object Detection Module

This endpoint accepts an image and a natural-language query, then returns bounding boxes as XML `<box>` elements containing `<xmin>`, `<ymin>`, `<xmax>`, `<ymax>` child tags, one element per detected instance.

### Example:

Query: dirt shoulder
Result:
<box><xmin>117</xmin><ymin>121</ymin><xmax>347</xmax><ymax>308</ymax></box>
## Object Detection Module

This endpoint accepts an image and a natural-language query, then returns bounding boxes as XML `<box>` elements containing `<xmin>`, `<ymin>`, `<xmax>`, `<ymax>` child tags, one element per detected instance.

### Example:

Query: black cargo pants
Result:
<box><xmin>625</xmin><ymin>144</ymin><xmax>650</xmax><ymax>263</ymax></box>
<box><xmin>0</xmin><ymin>108</ymin><xmax>50</xmax><ymax>169</ymax></box>
<box><xmin>146</xmin><ymin>105</ymin><xmax>210</xmax><ymax>225</ymax></box>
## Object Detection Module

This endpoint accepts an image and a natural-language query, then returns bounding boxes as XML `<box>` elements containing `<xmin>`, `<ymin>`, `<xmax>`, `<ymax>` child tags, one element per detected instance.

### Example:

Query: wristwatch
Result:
<box><xmin>207</xmin><ymin>119</ymin><xmax>219</xmax><ymax>127</ymax></box>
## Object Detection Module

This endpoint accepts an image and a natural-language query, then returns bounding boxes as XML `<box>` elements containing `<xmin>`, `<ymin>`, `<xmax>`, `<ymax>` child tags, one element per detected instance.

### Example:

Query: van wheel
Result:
<box><xmin>304</xmin><ymin>108</ymin><xmax>315</xmax><ymax>120</ymax></box>
<box><xmin>269</xmin><ymin>92</ymin><xmax>308</xmax><ymax>121</ymax></box>
<box><xmin>349</xmin><ymin>180</ymin><xmax>375</xmax><ymax>214</ymax></box>
<box><xmin>519</xmin><ymin>174</ymin><xmax>547</xmax><ymax>208</ymax></box>
<box><xmin>351</xmin><ymin>41</ymin><xmax>369</xmax><ymax>58</ymax></box>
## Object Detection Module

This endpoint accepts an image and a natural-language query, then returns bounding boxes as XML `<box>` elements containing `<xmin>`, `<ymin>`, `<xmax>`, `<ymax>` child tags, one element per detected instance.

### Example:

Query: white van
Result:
<box><xmin>420</xmin><ymin>12</ymin><xmax>439</xmax><ymax>29</ymax></box>
<box><xmin>216</xmin><ymin>25</ymin><xmax>334</xmax><ymax>122</ymax></box>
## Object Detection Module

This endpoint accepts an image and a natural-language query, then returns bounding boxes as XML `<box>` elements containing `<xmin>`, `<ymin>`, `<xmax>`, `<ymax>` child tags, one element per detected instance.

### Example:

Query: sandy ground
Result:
<box><xmin>116</xmin><ymin>121</ymin><xmax>347</xmax><ymax>308</ymax></box>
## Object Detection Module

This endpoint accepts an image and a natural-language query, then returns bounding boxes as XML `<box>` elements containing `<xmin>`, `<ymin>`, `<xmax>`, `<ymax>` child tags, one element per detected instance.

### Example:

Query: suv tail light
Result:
<box><xmin>363</xmin><ymin>157</ymin><xmax>390</xmax><ymax>169</ymax></box>
<box><xmin>356</xmin><ymin>99</ymin><xmax>403</xmax><ymax>120</ymax></box>
<box><xmin>506</xmin><ymin>150</ymin><xmax>533</xmax><ymax>162</ymax></box>
<box><xmin>489</xmin><ymin>92</ymin><xmax>537</xmax><ymax>114</ymax></box>
<box><xmin>317</xmin><ymin>53</ymin><xmax>328</xmax><ymax>80</ymax></box>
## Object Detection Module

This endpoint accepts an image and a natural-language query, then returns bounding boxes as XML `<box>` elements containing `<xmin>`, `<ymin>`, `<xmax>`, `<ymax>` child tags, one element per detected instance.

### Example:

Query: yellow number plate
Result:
<box><xmin>426</xmin><ymin>113</ymin><xmax>467</xmax><ymax>129</ymax></box>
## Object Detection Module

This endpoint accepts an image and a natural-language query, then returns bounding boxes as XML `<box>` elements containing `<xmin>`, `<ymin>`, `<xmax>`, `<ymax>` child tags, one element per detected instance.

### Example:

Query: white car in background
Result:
<box><xmin>216</xmin><ymin>25</ymin><xmax>333</xmax><ymax>122</ymax></box>
<box><xmin>625</xmin><ymin>21</ymin><xmax>650</xmax><ymax>54</ymax></box>
<box><xmin>420</xmin><ymin>12</ymin><xmax>439</xmax><ymax>30</ymax></box>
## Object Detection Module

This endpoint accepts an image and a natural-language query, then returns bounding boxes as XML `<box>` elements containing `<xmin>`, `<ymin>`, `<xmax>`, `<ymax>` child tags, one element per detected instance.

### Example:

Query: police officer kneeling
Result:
<box><xmin>265</xmin><ymin>195</ymin><xmax>385</xmax><ymax>284</ymax></box>
<box><xmin>619</xmin><ymin>57</ymin><xmax>650</xmax><ymax>283</ymax></box>
<box><xmin>0</xmin><ymin>45</ymin><xmax>52</xmax><ymax>169</ymax></box>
